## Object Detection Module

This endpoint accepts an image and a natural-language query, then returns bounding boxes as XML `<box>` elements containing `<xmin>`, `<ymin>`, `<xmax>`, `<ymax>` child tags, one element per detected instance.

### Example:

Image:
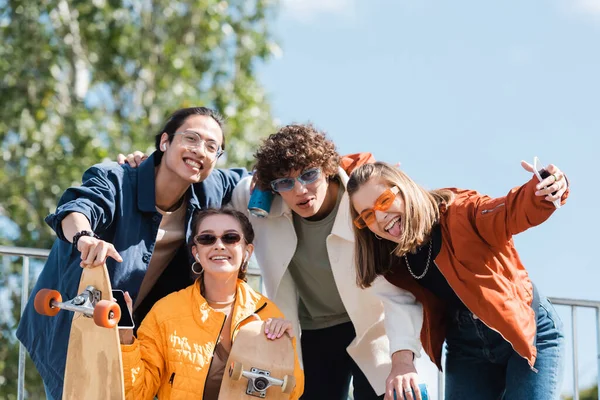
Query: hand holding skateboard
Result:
<box><xmin>264</xmin><ymin>318</ymin><xmax>294</xmax><ymax>340</ymax></box>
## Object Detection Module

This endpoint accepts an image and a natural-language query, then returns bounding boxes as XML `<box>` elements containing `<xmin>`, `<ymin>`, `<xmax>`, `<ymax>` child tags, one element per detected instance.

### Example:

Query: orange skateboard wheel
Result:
<box><xmin>229</xmin><ymin>361</ymin><xmax>244</xmax><ymax>381</ymax></box>
<box><xmin>281</xmin><ymin>375</ymin><xmax>296</xmax><ymax>394</ymax></box>
<box><xmin>93</xmin><ymin>300</ymin><xmax>121</xmax><ymax>328</ymax></box>
<box><xmin>34</xmin><ymin>289</ymin><xmax>62</xmax><ymax>316</ymax></box>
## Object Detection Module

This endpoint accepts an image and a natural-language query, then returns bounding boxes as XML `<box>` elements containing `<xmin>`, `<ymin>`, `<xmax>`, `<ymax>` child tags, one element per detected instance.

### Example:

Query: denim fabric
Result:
<box><xmin>44</xmin><ymin>383</ymin><xmax>55</xmax><ymax>400</ymax></box>
<box><xmin>17</xmin><ymin>152</ymin><xmax>247</xmax><ymax>400</ymax></box>
<box><xmin>444</xmin><ymin>296</ymin><xmax>565</xmax><ymax>400</ymax></box>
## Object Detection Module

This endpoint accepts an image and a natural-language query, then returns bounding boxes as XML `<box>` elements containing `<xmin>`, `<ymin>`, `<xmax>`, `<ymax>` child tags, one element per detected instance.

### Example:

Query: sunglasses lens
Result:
<box><xmin>271</xmin><ymin>178</ymin><xmax>295</xmax><ymax>192</ymax></box>
<box><xmin>221</xmin><ymin>233</ymin><xmax>242</xmax><ymax>244</ymax></box>
<box><xmin>300</xmin><ymin>169</ymin><xmax>320</xmax><ymax>184</ymax></box>
<box><xmin>196</xmin><ymin>234</ymin><xmax>216</xmax><ymax>245</ymax></box>
<box><xmin>378</xmin><ymin>192</ymin><xmax>395</xmax><ymax>209</ymax></box>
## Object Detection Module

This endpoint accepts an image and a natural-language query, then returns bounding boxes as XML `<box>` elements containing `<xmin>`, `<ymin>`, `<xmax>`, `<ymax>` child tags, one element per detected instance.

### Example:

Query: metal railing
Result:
<box><xmin>1</xmin><ymin>245</ymin><xmax>599</xmax><ymax>400</ymax></box>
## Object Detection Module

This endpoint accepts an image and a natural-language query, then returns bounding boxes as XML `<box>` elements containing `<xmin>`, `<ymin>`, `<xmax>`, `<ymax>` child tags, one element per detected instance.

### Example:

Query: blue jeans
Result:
<box><xmin>444</xmin><ymin>296</ymin><xmax>565</xmax><ymax>399</ymax></box>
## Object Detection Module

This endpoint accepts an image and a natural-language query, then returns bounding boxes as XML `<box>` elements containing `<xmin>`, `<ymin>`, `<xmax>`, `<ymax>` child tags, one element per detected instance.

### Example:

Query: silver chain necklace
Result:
<box><xmin>403</xmin><ymin>240</ymin><xmax>432</xmax><ymax>280</ymax></box>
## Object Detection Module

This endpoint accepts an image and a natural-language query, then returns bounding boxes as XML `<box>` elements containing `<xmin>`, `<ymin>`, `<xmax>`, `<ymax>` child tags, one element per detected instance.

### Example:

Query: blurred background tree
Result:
<box><xmin>563</xmin><ymin>385</ymin><xmax>598</xmax><ymax>400</ymax></box>
<box><xmin>0</xmin><ymin>0</ymin><xmax>280</xmax><ymax>397</ymax></box>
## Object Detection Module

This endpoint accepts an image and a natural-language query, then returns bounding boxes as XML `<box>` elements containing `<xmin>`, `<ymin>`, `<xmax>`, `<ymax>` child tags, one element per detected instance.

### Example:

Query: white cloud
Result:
<box><xmin>574</xmin><ymin>0</ymin><xmax>600</xmax><ymax>14</ymax></box>
<box><xmin>281</xmin><ymin>0</ymin><xmax>355</xmax><ymax>22</ymax></box>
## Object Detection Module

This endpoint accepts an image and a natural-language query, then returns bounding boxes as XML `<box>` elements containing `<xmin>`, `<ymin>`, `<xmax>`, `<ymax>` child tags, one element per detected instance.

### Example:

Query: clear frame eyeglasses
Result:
<box><xmin>174</xmin><ymin>131</ymin><xmax>224</xmax><ymax>159</ymax></box>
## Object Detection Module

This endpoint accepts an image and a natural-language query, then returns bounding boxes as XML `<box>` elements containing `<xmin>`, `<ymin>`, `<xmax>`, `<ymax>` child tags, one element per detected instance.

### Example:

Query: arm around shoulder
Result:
<box><xmin>229</xmin><ymin>175</ymin><xmax>253</xmax><ymax>215</ymax></box>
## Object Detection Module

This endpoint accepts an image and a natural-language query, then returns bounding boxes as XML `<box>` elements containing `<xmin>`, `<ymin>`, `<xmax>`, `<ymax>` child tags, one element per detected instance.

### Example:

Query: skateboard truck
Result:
<box><xmin>229</xmin><ymin>362</ymin><xmax>295</xmax><ymax>397</ymax></box>
<box><xmin>34</xmin><ymin>286</ymin><xmax>121</xmax><ymax>328</ymax></box>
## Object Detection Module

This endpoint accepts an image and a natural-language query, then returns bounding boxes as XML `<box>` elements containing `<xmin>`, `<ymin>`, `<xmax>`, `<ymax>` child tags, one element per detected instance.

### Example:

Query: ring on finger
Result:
<box><xmin>552</xmin><ymin>173</ymin><xmax>559</xmax><ymax>183</ymax></box>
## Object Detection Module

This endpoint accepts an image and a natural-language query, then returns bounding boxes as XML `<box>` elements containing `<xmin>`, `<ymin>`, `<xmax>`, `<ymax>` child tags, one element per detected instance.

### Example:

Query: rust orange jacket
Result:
<box><xmin>385</xmin><ymin>175</ymin><xmax>569</xmax><ymax>370</ymax></box>
<box><xmin>121</xmin><ymin>279</ymin><xmax>304</xmax><ymax>399</ymax></box>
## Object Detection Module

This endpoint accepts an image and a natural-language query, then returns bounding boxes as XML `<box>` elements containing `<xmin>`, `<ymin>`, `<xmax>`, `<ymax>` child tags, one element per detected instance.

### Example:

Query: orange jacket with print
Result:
<box><xmin>120</xmin><ymin>280</ymin><xmax>304</xmax><ymax>399</ymax></box>
<box><xmin>385</xmin><ymin>175</ymin><xmax>569</xmax><ymax>370</ymax></box>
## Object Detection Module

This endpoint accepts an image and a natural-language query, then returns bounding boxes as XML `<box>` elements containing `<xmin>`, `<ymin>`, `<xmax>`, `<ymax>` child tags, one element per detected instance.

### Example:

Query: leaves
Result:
<box><xmin>0</xmin><ymin>0</ymin><xmax>279</xmax><ymax>396</ymax></box>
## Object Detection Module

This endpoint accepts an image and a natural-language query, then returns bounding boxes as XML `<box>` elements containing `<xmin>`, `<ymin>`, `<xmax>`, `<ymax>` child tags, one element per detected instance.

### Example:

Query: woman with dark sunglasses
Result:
<box><xmin>347</xmin><ymin>161</ymin><xmax>569</xmax><ymax>399</ymax></box>
<box><xmin>118</xmin><ymin>208</ymin><xmax>304</xmax><ymax>399</ymax></box>
<box><xmin>231</xmin><ymin>125</ymin><xmax>424</xmax><ymax>400</ymax></box>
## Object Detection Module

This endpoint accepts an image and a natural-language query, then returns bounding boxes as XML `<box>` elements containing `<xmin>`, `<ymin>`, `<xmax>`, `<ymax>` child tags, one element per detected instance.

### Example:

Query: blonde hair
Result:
<box><xmin>347</xmin><ymin>162</ymin><xmax>454</xmax><ymax>288</ymax></box>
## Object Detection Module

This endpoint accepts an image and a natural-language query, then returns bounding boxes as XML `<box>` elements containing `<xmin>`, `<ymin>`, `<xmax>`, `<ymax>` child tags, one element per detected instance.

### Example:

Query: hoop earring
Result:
<box><xmin>374</xmin><ymin>233</ymin><xmax>383</xmax><ymax>240</ymax></box>
<box><xmin>191</xmin><ymin>261</ymin><xmax>204</xmax><ymax>275</ymax></box>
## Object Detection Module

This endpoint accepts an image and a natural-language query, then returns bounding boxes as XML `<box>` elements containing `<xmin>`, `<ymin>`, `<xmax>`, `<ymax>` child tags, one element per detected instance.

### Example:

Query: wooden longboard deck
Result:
<box><xmin>219</xmin><ymin>320</ymin><xmax>295</xmax><ymax>399</ymax></box>
<box><xmin>62</xmin><ymin>266</ymin><xmax>125</xmax><ymax>400</ymax></box>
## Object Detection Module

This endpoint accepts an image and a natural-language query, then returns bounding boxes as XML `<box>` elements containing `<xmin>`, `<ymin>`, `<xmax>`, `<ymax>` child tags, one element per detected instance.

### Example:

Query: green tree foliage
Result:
<box><xmin>0</xmin><ymin>0</ymin><xmax>280</xmax><ymax>397</ymax></box>
<box><xmin>563</xmin><ymin>385</ymin><xmax>598</xmax><ymax>400</ymax></box>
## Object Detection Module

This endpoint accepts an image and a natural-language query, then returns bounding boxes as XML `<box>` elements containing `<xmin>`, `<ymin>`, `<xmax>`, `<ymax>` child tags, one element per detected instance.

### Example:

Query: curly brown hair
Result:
<box><xmin>253</xmin><ymin>124</ymin><xmax>340</xmax><ymax>190</ymax></box>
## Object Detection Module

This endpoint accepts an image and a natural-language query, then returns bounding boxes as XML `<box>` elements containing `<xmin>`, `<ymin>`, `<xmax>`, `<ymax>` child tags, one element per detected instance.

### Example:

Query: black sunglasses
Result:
<box><xmin>194</xmin><ymin>232</ymin><xmax>244</xmax><ymax>246</ymax></box>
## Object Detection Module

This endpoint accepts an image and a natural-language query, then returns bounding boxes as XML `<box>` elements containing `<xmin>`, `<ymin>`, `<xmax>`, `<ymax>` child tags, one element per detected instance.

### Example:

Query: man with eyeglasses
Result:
<box><xmin>230</xmin><ymin>124</ymin><xmax>423</xmax><ymax>400</ymax></box>
<box><xmin>17</xmin><ymin>107</ymin><xmax>248</xmax><ymax>400</ymax></box>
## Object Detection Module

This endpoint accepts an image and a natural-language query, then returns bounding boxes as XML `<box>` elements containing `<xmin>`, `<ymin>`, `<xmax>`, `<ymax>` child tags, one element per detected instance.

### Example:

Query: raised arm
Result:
<box><xmin>473</xmin><ymin>161</ymin><xmax>569</xmax><ymax>248</ymax></box>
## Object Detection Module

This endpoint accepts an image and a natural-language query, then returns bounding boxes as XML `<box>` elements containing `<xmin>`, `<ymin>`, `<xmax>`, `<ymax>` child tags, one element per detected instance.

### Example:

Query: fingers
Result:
<box><xmin>385</xmin><ymin>372</ymin><xmax>420</xmax><ymax>400</ymax></box>
<box><xmin>534</xmin><ymin>166</ymin><xmax>567</xmax><ymax>202</ymax></box>
<box><xmin>250</xmin><ymin>174</ymin><xmax>258</xmax><ymax>194</ymax></box>
<box><xmin>78</xmin><ymin>238</ymin><xmax>122</xmax><ymax>268</ymax></box>
<box><xmin>411</xmin><ymin>379</ymin><xmax>423</xmax><ymax>400</ymax></box>
<box><xmin>263</xmin><ymin>318</ymin><xmax>292</xmax><ymax>340</ymax></box>
<box><xmin>107</xmin><ymin>246</ymin><xmax>124</xmax><ymax>263</ymax></box>
<box><xmin>521</xmin><ymin>160</ymin><xmax>534</xmax><ymax>173</ymax></box>
<box><xmin>117</xmin><ymin>154</ymin><xmax>126</xmax><ymax>165</ymax></box>
<box><xmin>124</xmin><ymin>291</ymin><xmax>133</xmax><ymax>314</ymax></box>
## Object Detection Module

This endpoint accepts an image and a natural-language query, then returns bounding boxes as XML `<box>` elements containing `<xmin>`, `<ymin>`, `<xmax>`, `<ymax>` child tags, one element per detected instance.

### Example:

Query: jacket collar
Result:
<box><xmin>136</xmin><ymin>151</ymin><xmax>201</xmax><ymax>213</ymax></box>
<box><xmin>192</xmin><ymin>278</ymin><xmax>266</xmax><ymax>328</ymax></box>
<box><xmin>269</xmin><ymin>167</ymin><xmax>355</xmax><ymax>243</ymax></box>
<box><xmin>136</xmin><ymin>152</ymin><xmax>159</xmax><ymax>212</ymax></box>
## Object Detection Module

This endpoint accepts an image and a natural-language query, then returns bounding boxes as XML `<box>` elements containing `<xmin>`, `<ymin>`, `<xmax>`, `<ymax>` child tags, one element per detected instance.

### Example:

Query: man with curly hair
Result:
<box><xmin>231</xmin><ymin>124</ymin><xmax>424</xmax><ymax>400</ymax></box>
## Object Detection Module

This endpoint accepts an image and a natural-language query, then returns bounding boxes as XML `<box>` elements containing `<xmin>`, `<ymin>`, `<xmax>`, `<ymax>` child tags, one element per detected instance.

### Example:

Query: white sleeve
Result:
<box><xmin>229</xmin><ymin>176</ymin><xmax>252</xmax><ymax>215</ymax></box>
<box><xmin>369</xmin><ymin>276</ymin><xmax>423</xmax><ymax>358</ymax></box>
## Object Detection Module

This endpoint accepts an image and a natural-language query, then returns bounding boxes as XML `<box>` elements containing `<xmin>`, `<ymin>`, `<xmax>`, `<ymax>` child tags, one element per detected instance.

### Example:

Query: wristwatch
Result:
<box><xmin>72</xmin><ymin>230</ymin><xmax>99</xmax><ymax>250</ymax></box>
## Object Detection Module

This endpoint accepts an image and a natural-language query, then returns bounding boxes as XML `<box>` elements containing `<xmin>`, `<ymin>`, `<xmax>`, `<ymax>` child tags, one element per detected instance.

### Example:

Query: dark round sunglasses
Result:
<box><xmin>194</xmin><ymin>232</ymin><xmax>244</xmax><ymax>246</ymax></box>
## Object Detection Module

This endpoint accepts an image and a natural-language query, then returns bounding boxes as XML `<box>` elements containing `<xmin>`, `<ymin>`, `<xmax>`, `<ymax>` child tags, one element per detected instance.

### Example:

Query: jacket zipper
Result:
<box><xmin>202</xmin><ymin>314</ymin><xmax>227</xmax><ymax>400</ymax></box>
<box><xmin>433</xmin><ymin>260</ymin><xmax>538</xmax><ymax>372</ymax></box>
<box><xmin>480</xmin><ymin>203</ymin><xmax>505</xmax><ymax>215</ymax></box>
<box><xmin>231</xmin><ymin>302</ymin><xmax>268</xmax><ymax>342</ymax></box>
<box><xmin>169</xmin><ymin>372</ymin><xmax>175</xmax><ymax>387</ymax></box>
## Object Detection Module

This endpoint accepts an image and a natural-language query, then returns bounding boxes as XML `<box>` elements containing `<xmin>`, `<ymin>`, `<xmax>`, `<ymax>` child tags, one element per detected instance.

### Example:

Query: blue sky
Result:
<box><xmin>258</xmin><ymin>0</ymin><xmax>600</xmax><ymax>397</ymax></box>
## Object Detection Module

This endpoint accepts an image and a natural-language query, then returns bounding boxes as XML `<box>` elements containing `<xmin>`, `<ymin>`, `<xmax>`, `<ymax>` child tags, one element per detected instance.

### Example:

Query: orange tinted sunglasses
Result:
<box><xmin>354</xmin><ymin>186</ymin><xmax>400</xmax><ymax>229</ymax></box>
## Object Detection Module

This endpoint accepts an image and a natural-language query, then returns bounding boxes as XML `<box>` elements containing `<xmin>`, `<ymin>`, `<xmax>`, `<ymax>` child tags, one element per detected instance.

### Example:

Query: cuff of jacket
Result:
<box><xmin>389</xmin><ymin>337</ymin><xmax>422</xmax><ymax>359</ymax></box>
<box><xmin>45</xmin><ymin>201</ymin><xmax>95</xmax><ymax>242</ymax></box>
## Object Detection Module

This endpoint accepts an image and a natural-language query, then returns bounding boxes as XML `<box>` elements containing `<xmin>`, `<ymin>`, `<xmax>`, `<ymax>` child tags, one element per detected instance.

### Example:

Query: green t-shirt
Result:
<box><xmin>288</xmin><ymin>183</ymin><xmax>350</xmax><ymax>330</ymax></box>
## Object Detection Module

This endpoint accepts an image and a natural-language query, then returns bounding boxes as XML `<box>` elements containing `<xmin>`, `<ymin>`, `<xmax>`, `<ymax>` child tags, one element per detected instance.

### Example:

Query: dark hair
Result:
<box><xmin>154</xmin><ymin>107</ymin><xmax>226</xmax><ymax>160</ymax></box>
<box><xmin>253</xmin><ymin>123</ymin><xmax>340</xmax><ymax>191</ymax></box>
<box><xmin>188</xmin><ymin>208</ymin><xmax>255</xmax><ymax>291</ymax></box>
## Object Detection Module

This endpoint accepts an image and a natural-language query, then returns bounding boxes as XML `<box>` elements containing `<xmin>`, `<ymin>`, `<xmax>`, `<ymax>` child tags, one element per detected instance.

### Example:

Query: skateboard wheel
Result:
<box><xmin>281</xmin><ymin>375</ymin><xmax>296</xmax><ymax>394</ymax></box>
<box><xmin>93</xmin><ymin>300</ymin><xmax>121</xmax><ymax>328</ymax></box>
<box><xmin>34</xmin><ymin>289</ymin><xmax>62</xmax><ymax>316</ymax></box>
<box><xmin>229</xmin><ymin>361</ymin><xmax>243</xmax><ymax>381</ymax></box>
